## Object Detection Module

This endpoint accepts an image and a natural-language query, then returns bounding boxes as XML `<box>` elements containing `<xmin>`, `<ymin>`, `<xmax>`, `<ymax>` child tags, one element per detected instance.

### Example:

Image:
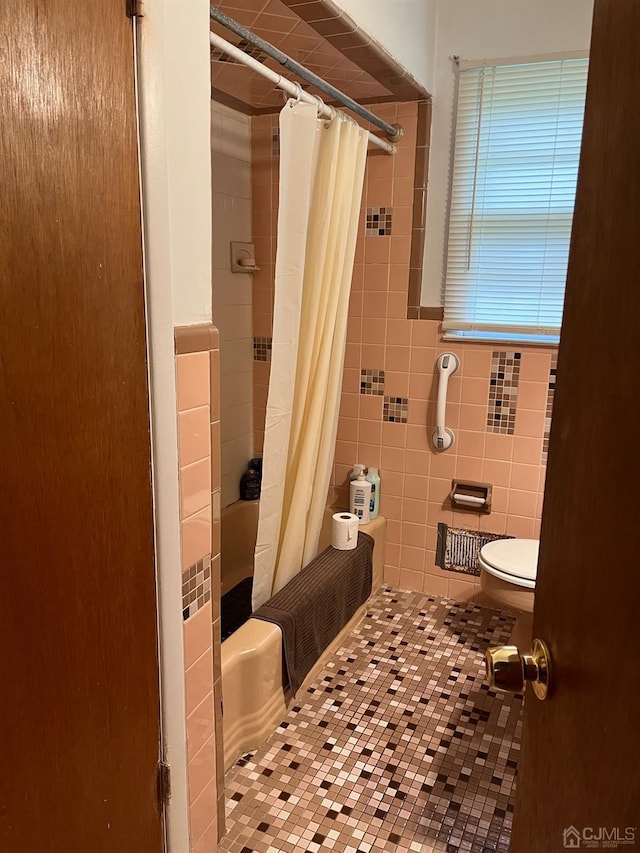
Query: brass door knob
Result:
<box><xmin>485</xmin><ymin>638</ymin><xmax>552</xmax><ymax>700</ymax></box>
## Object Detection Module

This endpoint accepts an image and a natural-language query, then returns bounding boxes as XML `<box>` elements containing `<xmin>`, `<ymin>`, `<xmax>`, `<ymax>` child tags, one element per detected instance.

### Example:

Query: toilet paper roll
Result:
<box><xmin>331</xmin><ymin>512</ymin><xmax>359</xmax><ymax>550</ymax></box>
<box><xmin>452</xmin><ymin>493</ymin><xmax>485</xmax><ymax>506</ymax></box>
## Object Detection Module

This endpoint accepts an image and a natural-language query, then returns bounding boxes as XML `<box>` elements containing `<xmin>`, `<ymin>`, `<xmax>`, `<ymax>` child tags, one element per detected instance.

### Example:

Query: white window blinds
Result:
<box><xmin>443</xmin><ymin>56</ymin><xmax>589</xmax><ymax>344</ymax></box>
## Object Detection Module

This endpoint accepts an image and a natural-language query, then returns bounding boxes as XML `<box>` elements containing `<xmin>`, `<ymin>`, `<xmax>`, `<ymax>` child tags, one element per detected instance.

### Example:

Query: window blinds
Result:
<box><xmin>443</xmin><ymin>57</ymin><xmax>589</xmax><ymax>344</ymax></box>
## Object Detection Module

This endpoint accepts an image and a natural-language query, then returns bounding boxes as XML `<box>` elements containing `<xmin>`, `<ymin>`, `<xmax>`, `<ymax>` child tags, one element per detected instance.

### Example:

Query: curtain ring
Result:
<box><xmin>289</xmin><ymin>82</ymin><xmax>303</xmax><ymax>107</ymax></box>
<box><xmin>314</xmin><ymin>95</ymin><xmax>326</xmax><ymax>117</ymax></box>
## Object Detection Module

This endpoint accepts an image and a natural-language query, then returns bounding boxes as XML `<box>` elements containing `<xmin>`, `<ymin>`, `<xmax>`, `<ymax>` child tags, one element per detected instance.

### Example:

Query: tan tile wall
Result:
<box><xmin>175</xmin><ymin>324</ymin><xmax>224</xmax><ymax>848</ymax></box>
<box><xmin>250</xmin><ymin>102</ymin><xmax>554</xmax><ymax>603</ymax></box>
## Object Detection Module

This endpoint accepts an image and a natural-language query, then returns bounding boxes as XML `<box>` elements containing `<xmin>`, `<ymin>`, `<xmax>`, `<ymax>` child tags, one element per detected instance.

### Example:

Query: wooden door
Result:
<box><xmin>511</xmin><ymin>1</ymin><xmax>640</xmax><ymax>850</ymax></box>
<box><xmin>0</xmin><ymin>2</ymin><xmax>163</xmax><ymax>851</ymax></box>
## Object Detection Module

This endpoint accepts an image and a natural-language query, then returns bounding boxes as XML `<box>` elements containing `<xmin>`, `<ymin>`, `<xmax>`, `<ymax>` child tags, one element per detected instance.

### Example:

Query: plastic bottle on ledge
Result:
<box><xmin>239</xmin><ymin>465</ymin><xmax>261</xmax><ymax>500</ymax></box>
<box><xmin>249</xmin><ymin>457</ymin><xmax>263</xmax><ymax>492</ymax></box>
<box><xmin>249</xmin><ymin>457</ymin><xmax>263</xmax><ymax>481</ymax></box>
<box><xmin>366</xmin><ymin>467</ymin><xmax>380</xmax><ymax>520</ymax></box>
<box><xmin>350</xmin><ymin>463</ymin><xmax>365</xmax><ymax>482</ymax></box>
<box><xmin>350</xmin><ymin>469</ymin><xmax>371</xmax><ymax>524</ymax></box>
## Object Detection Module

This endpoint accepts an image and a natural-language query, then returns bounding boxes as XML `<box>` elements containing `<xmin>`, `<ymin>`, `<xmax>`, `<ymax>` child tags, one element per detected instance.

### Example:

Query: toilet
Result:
<box><xmin>479</xmin><ymin>538</ymin><xmax>539</xmax><ymax>649</ymax></box>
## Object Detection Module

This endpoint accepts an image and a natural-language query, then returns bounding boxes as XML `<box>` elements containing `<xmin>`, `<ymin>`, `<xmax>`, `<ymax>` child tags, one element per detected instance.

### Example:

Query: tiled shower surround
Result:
<box><xmin>175</xmin><ymin>324</ymin><xmax>225</xmax><ymax>848</ymax></box>
<box><xmin>211</xmin><ymin>101</ymin><xmax>254</xmax><ymax>509</ymax></box>
<box><xmin>220</xmin><ymin>587</ymin><xmax>521</xmax><ymax>853</ymax></box>
<box><xmin>251</xmin><ymin>101</ymin><xmax>557</xmax><ymax>601</ymax></box>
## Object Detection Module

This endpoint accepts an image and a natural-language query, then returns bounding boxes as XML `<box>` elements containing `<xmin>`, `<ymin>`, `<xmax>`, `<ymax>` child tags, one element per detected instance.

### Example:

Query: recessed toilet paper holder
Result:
<box><xmin>450</xmin><ymin>480</ymin><xmax>492</xmax><ymax>513</ymax></box>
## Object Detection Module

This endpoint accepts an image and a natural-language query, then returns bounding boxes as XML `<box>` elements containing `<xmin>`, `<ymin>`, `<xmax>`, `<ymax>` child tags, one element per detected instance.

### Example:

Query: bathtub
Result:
<box><xmin>220</xmin><ymin>498</ymin><xmax>259</xmax><ymax>596</ymax></box>
<box><xmin>220</xmin><ymin>502</ymin><xmax>386</xmax><ymax>770</ymax></box>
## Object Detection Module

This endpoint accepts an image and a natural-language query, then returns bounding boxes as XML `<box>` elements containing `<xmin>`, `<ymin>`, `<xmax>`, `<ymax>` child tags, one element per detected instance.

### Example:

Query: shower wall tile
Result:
<box><xmin>212</xmin><ymin>101</ymin><xmax>254</xmax><ymax>509</ymax></box>
<box><xmin>189</xmin><ymin>778</ymin><xmax>217</xmax><ymax>842</ymax></box>
<box><xmin>180</xmin><ymin>458</ymin><xmax>212</xmax><ymax>521</ymax></box>
<box><xmin>188</xmin><ymin>736</ymin><xmax>217</xmax><ymax>808</ymax></box>
<box><xmin>250</xmin><ymin>113</ymin><xmax>279</xmax><ymax>460</ymax></box>
<box><xmin>175</xmin><ymin>322</ymin><xmax>224</xmax><ymax>849</ymax></box>
<box><xmin>211</xmin><ymin>100</ymin><xmax>252</xmax><ymax>167</ymax></box>
<box><xmin>178</xmin><ymin>407</ymin><xmax>211</xmax><ymax>468</ymax></box>
<box><xmin>184</xmin><ymin>602</ymin><xmax>213</xmax><ymax>670</ymax></box>
<box><xmin>186</xmin><ymin>692</ymin><xmax>214</xmax><ymax>766</ymax></box>
<box><xmin>176</xmin><ymin>352</ymin><xmax>210</xmax><ymax>412</ymax></box>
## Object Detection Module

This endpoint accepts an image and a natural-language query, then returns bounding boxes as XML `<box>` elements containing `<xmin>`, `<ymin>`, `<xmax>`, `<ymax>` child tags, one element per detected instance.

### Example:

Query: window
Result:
<box><xmin>443</xmin><ymin>56</ymin><xmax>589</xmax><ymax>344</ymax></box>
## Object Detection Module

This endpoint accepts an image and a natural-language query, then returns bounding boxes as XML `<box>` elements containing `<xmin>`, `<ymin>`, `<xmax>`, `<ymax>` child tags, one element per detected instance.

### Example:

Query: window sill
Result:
<box><xmin>443</xmin><ymin>331</ymin><xmax>559</xmax><ymax>347</ymax></box>
<box><xmin>417</xmin><ymin>306</ymin><xmax>444</xmax><ymax>321</ymax></box>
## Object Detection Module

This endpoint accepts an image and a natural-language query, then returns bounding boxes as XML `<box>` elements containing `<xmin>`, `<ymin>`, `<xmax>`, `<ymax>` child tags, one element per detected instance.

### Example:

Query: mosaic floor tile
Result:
<box><xmin>220</xmin><ymin>588</ymin><xmax>523</xmax><ymax>853</ymax></box>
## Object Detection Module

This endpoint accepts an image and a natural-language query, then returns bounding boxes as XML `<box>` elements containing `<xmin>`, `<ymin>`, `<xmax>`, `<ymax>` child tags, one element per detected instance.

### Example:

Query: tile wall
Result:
<box><xmin>211</xmin><ymin>101</ymin><xmax>254</xmax><ymax>508</ymax></box>
<box><xmin>250</xmin><ymin>101</ymin><xmax>556</xmax><ymax>602</ymax></box>
<box><xmin>175</xmin><ymin>324</ymin><xmax>225</xmax><ymax>849</ymax></box>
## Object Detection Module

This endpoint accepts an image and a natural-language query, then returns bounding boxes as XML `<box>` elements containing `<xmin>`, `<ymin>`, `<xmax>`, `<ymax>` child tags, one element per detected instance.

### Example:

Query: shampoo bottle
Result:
<box><xmin>366</xmin><ymin>467</ymin><xmax>380</xmax><ymax>520</ymax></box>
<box><xmin>350</xmin><ymin>470</ymin><xmax>371</xmax><ymax>524</ymax></box>
<box><xmin>350</xmin><ymin>463</ymin><xmax>365</xmax><ymax>482</ymax></box>
<box><xmin>239</xmin><ymin>465</ymin><xmax>261</xmax><ymax>500</ymax></box>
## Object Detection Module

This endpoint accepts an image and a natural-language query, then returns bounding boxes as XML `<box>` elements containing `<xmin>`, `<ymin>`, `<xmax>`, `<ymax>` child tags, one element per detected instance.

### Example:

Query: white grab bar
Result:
<box><xmin>432</xmin><ymin>352</ymin><xmax>459</xmax><ymax>451</ymax></box>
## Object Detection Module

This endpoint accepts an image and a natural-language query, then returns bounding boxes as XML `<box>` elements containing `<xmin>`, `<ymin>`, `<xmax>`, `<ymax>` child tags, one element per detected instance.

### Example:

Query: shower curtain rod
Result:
<box><xmin>210</xmin><ymin>6</ymin><xmax>403</xmax><ymax>153</ymax></box>
<box><xmin>210</xmin><ymin>31</ymin><xmax>395</xmax><ymax>154</ymax></box>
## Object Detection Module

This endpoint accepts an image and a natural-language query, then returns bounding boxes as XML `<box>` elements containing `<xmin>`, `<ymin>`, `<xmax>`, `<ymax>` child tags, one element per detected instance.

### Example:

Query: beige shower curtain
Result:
<box><xmin>252</xmin><ymin>99</ymin><xmax>368</xmax><ymax>610</ymax></box>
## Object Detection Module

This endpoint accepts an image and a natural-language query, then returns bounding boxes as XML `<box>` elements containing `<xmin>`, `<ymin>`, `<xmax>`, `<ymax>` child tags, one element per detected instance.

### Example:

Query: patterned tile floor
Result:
<box><xmin>220</xmin><ymin>588</ymin><xmax>523</xmax><ymax>853</ymax></box>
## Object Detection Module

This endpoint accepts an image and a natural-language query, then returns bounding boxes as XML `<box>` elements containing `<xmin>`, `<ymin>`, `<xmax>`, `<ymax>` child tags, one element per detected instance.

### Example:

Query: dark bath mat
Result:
<box><xmin>253</xmin><ymin>533</ymin><xmax>374</xmax><ymax>696</ymax></box>
<box><xmin>221</xmin><ymin>576</ymin><xmax>253</xmax><ymax>641</ymax></box>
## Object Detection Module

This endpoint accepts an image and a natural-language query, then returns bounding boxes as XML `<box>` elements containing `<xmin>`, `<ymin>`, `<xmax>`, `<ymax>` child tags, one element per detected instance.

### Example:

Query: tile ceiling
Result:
<box><xmin>210</xmin><ymin>0</ymin><xmax>398</xmax><ymax>113</ymax></box>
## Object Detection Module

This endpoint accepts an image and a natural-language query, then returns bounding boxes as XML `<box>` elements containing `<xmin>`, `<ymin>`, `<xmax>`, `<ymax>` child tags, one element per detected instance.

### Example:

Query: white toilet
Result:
<box><xmin>479</xmin><ymin>538</ymin><xmax>539</xmax><ymax>648</ymax></box>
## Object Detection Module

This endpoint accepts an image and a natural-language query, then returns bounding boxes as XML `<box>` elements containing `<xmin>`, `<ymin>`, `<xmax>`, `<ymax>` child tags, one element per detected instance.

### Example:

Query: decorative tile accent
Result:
<box><xmin>383</xmin><ymin>396</ymin><xmax>408</xmax><ymax>423</ymax></box>
<box><xmin>253</xmin><ymin>336</ymin><xmax>272</xmax><ymax>362</ymax></box>
<box><xmin>271</xmin><ymin>128</ymin><xmax>280</xmax><ymax>156</ymax></box>
<box><xmin>487</xmin><ymin>351</ymin><xmax>521</xmax><ymax>435</ymax></box>
<box><xmin>220</xmin><ymin>587</ymin><xmax>521</xmax><ymax>853</ymax></box>
<box><xmin>542</xmin><ymin>353</ymin><xmax>557</xmax><ymax>465</ymax></box>
<box><xmin>360</xmin><ymin>368</ymin><xmax>385</xmax><ymax>396</ymax></box>
<box><xmin>436</xmin><ymin>524</ymin><xmax>513</xmax><ymax>576</ymax></box>
<box><xmin>210</xmin><ymin>39</ymin><xmax>268</xmax><ymax>64</ymax></box>
<box><xmin>182</xmin><ymin>555</ymin><xmax>212</xmax><ymax>620</ymax></box>
<box><xmin>366</xmin><ymin>206</ymin><xmax>393</xmax><ymax>237</ymax></box>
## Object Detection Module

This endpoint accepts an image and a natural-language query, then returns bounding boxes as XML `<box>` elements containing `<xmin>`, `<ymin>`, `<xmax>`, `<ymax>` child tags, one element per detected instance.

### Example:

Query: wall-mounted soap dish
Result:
<box><xmin>231</xmin><ymin>241</ymin><xmax>261</xmax><ymax>273</ymax></box>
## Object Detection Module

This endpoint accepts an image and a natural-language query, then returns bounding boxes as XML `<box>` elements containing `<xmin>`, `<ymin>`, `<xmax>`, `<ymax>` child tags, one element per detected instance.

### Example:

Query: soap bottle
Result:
<box><xmin>366</xmin><ymin>467</ymin><xmax>380</xmax><ymax>520</ymax></box>
<box><xmin>249</xmin><ymin>457</ymin><xmax>263</xmax><ymax>481</ymax></box>
<box><xmin>350</xmin><ymin>470</ymin><xmax>371</xmax><ymax>524</ymax></box>
<box><xmin>350</xmin><ymin>463</ymin><xmax>365</xmax><ymax>482</ymax></box>
<box><xmin>239</xmin><ymin>465</ymin><xmax>261</xmax><ymax>500</ymax></box>
<box><xmin>249</xmin><ymin>457</ymin><xmax>263</xmax><ymax>491</ymax></box>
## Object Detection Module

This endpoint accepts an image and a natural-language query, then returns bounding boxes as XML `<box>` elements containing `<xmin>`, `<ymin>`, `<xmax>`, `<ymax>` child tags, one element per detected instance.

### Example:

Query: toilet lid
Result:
<box><xmin>480</xmin><ymin>539</ymin><xmax>539</xmax><ymax>586</ymax></box>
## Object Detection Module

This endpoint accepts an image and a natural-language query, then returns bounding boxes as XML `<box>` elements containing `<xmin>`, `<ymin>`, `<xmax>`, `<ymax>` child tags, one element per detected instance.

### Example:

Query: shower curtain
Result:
<box><xmin>252</xmin><ymin>99</ymin><xmax>368</xmax><ymax>610</ymax></box>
